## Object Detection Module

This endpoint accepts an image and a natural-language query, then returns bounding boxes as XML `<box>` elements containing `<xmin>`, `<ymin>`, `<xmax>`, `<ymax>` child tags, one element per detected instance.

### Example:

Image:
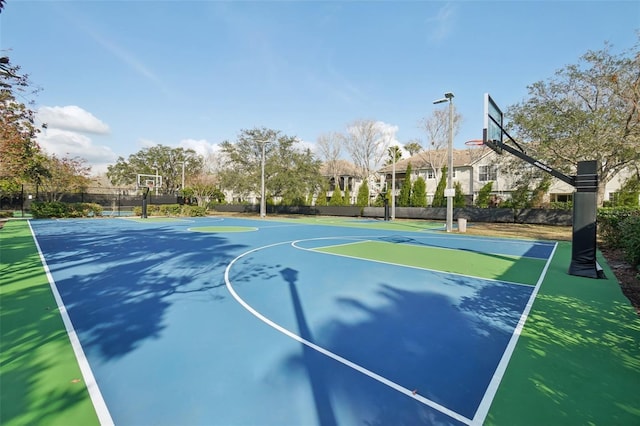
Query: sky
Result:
<box><xmin>1</xmin><ymin>0</ymin><xmax>639</xmax><ymax>175</ymax></box>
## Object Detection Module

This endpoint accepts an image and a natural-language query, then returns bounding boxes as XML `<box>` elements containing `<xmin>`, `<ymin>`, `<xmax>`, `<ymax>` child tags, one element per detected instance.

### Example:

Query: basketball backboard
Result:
<box><xmin>483</xmin><ymin>93</ymin><xmax>504</xmax><ymax>154</ymax></box>
<box><xmin>136</xmin><ymin>173</ymin><xmax>162</xmax><ymax>194</ymax></box>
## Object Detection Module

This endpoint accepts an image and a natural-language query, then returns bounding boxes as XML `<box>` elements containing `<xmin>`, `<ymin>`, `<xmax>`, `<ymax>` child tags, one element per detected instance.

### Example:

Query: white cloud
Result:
<box><xmin>38</xmin><ymin>105</ymin><xmax>110</xmax><ymax>134</ymax></box>
<box><xmin>37</xmin><ymin>128</ymin><xmax>118</xmax><ymax>175</ymax></box>
<box><xmin>178</xmin><ymin>138</ymin><xmax>221</xmax><ymax>158</ymax></box>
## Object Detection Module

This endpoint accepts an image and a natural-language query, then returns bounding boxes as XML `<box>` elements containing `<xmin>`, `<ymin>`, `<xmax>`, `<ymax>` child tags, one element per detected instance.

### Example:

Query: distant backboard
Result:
<box><xmin>136</xmin><ymin>173</ymin><xmax>162</xmax><ymax>192</ymax></box>
<box><xmin>483</xmin><ymin>93</ymin><xmax>504</xmax><ymax>154</ymax></box>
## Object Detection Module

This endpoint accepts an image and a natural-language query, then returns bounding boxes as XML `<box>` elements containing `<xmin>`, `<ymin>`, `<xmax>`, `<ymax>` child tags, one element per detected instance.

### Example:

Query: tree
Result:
<box><xmin>218</xmin><ymin>127</ymin><xmax>323</xmax><ymax>205</ymax></box>
<box><xmin>398</xmin><ymin>163</ymin><xmax>412</xmax><ymax>207</ymax></box>
<box><xmin>508</xmin><ymin>38</ymin><xmax>640</xmax><ymax>205</ymax></box>
<box><xmin>385</xmin><ymin>145</ymin><xmax>402</xmax><ymax>166</ymax></box>
<box><xmin>189</xmin><ymin>173</ymin><xmax>220</xmax><ymax>207</ymax></box>
<box><xmin>107</xmin><ymin>145</ymin><xmax>203</xmax><ymax>193</ymax></box>
<box><xmin>0</xmin><ymin>56</ymin><xmax>44</xmax><ymax>195</ymax></box>
<box><xmin>454</xmin><ymin>181</ymin><xmax>466</xmax><ymax>207</ymax></box>
<box><xmin>431</xmin><ymin>166</ymin><xmax>447</xmax><ymax>207</ymax></box>
<box><xmin>475</xmin><ymin>182</ymin><xmax>493</xmax><ymax>208</ymax></box>
<box><xmin>316</xmin><ymin>132</ymin><xmax>343</xmax><ymax>187</ymax></box>
<box><xmin>343</xmin><ymin>182</ymin><xmax>351</xmax><ymax>206</ymax></box>
<box><xmin>411</xmin><ymin>176</ymin><xmax>427</xmax><ymax>207</ymax></box>
<box><xmin>344</xmin><ymin>120</ymin><xmax>397</xmax><ymax>182</ymax></box>
<box><xmin>38</xmin><ymin>154</ymin><xmax>91</xmax><ymax>202</ymax></box>
<box><xmin>404</xmin><ymin>139</ymin><xmax>422</xmax><ymax>157</ymax></box>
<box><xmin>315</xmin><ymin>180</ymin><xmax>328</xmax><ymax>206</ymax></box>
<box><xmin>329</xmin><ymin>185</ymin><xmax>343</xmax><ymax>206</ymax></box>
<box><xmin>614</xmin><ymin>173</ymin><xmax>640</xmax><ymax>206</ymax></box>
<box><xmin>356</xmin><ymin>180</ymin><xmax>370</xmax><ymax>207</ymax></box>
<box><xmin>417</xmin><ymin>107</ymin><xmax>462</xmax><ymax>182</ymax></box>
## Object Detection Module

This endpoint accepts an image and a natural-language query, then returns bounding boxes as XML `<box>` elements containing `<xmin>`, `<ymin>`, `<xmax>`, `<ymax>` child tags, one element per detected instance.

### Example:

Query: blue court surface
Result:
<box><xmin>29</xmin><ymin>217</ymin><xmax>555</xmax><ymax>425</ymax></box>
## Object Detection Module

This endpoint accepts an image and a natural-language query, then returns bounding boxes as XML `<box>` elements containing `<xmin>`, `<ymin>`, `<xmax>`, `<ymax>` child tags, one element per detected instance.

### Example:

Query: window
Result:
<box><xmin>551</xmin><ymin>193</ymin><xmax>573</xmax><ymax>203</ymax></box>
<box><xmin>478</xmin><ymin>165</ymin><xmax>497</xmax><ymax>182</ymax></box>
<box><xmin>426</xmin><ymin>169</ymin><xmax>436</xmax><ymax>179</ymax></box>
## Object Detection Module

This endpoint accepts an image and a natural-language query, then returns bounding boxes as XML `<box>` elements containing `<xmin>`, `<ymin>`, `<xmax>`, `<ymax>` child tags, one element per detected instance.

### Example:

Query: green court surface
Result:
<box><xmin>0</xmin><ymin>220</ymin><xmax>99</xmax><ymax>426</ymax></box>
<box><xmin>1</xmin><ymin>218</ymin><xmax>639</xmax><ymax>425</ymax></box>
<box><xmin>314</xmin><ymin>240</ymin><xmax>546</xmax><ymax>285</ymax></box>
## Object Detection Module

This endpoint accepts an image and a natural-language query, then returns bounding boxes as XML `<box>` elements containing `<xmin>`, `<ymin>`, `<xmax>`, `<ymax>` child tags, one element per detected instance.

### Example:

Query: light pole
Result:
<box><xmin>257</xmin><ymin>137</ymin><xmax>272</xmax><ymax>218</ymax></box>
<box><xmin>391</xmin><ymin>146</ymin><xmax>397</xmax><ymax>220</ymax></box>
<box><xmin>181</xmin><ymin>161</ymin><xmax>186</xmax><ymax>190</ymax></box>
<box><xmin>154</xmin><ymin>166</ymin><xmax>159</xmax><ymax>196</ymax></box>
<box><xmin>433</xmin><ymin>92</ymin><xmax>455</xmax><ymax>232</ymax></box>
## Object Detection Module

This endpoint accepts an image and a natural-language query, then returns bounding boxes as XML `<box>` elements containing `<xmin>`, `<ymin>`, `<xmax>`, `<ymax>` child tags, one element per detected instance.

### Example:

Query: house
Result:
<box><xmin>378</xmin><ymin>146</ymin><xmax>635</xmax><ymax>206</ymax></box>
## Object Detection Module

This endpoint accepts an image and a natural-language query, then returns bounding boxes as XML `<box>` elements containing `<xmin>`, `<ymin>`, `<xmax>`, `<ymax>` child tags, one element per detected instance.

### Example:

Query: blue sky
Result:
<box><xmin>2</xmin><ymin>1</ymin><xmax>638</xmax><ymax>174</ymax></box>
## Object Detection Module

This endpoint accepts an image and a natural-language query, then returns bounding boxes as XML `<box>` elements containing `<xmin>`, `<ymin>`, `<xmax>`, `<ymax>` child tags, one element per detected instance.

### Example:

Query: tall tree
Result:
<box><xmin>356</xmin><ymin>180</ymin><xmax>370</xmax><ymax>207</ymax></box>
<box><xmin>38</xmin><ymin>154</ymin><xmax>91</xmax><ymax>202</ymax></box>
<box><xmin>398</xmin><ymin>163</ymin><xmax>412</xmax><ymax>207</ymax></box>
<box><xmin>417</xmin><ymin>107</ymin><xmax>462</xmax><ymax>182</ymax></box>
<box><xmin>432</xmin><ymin>165</ymin><xmax>447</xmax><ymax>207</ymax></box>
<box><xmin>218</xmin><ymin>127</ymin><xmax>322</xmax><ymax>204</ymax></box>
<box><xmin>344</xmin><ymin>120</ymin><xmax>396</xmax><ymax>182</ymax></box>
<box><xmin>316</xmin><ymin>132</ymin><xmax>343</xmax><ymax>186</ymax></box>
<box><xmin>411</xmin><ymin>176</ymin><xmax>427</xmax><ymax>207</ymax></box>
<box><xmin>453</xmin><ymin>181</ymin><xmax>466</xmax><ymax>207</ymax></box>
<box><xmin>329</xmin><ymin>185</ymin><xmax>343</xmax><ymax>206</ymax></box>
<box><xmin>107</xmin><ymin>145</ymin><xmax>202</xmax><ymax>193</ymax></box>
<box><xmin>0</xmin><ymin>56</ymin><xmax>44</xmax><ymax>194</ymax></box>
<box><xmin>508</xmin><ymin>38</ymin><xmax>640</xmax><ymax>205</ymax></box>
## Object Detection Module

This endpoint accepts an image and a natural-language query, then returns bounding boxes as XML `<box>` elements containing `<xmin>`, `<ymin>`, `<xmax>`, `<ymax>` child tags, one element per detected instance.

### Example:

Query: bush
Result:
<box><xmin>132</xmin><ymin>204</ymin><xmax>207</xmax><ymax>217</ymax></box>
<box><xmin>597</xmin><ymin>207</ymin><xmax>640</xmax><ymax>248</ymax></box>
<box><xmin>0</xmin><ymin>211</ymin><xmax>13</xmax><ymax>218</ymax></box>
<box><xmin>30</xmin><ymin>202</ymin><xmax>102</xmax><ymax>218</ymax></box>
<box><xmin>159</xmin><ymin>204</ymin><xmax>182</xmax><ymax>216</ymax></box>
<box><xmin>31</xmin><ymin>202</ymin><xmax>69</xmax><ymax>218</ymax></box>
<box><xmin>619</xmin><ymin>215</ymin><xmax>640</xmax><ymax>267</ymax></box>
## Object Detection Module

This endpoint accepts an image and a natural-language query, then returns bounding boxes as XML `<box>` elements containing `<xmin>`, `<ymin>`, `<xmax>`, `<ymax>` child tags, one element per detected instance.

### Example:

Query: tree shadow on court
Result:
<box><xmin>31</xmin><ymin>223</ymin><xmax>248</xmax><ymax>360</ymax></box>
<box><xmin>278</xmin><ymin>276</ymin><xmax>530</xmax><ymax>425</ymax></box>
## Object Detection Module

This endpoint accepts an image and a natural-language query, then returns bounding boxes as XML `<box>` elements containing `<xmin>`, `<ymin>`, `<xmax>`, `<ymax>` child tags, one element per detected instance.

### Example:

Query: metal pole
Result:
<box><xmin>181</xmin><ymin>161</ymin><xmax>185</xmax><ymax>190</ymax></box>
<box><xmin>391</xmin><ymin>150</ymin><xmax>396</xmax><ymax>220</ymax></box>
<box><xmin>446</xmin><ymin>97</ymin><xmax>454</xmax><ymax>232</ymax></box>
<box><xmin>260</xmin><ymin>141</ymin><xmax>266</xmax><ymax>218</ymax></box>
<box><xmin>155</xmin><ymin>167</ymin><xmax>159</xmax><ymax>196</ymax></box>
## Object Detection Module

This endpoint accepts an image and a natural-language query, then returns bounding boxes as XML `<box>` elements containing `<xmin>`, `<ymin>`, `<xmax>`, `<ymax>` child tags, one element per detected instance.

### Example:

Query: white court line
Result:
<box><xmin>28</xmin><ymin>221</ymin><xmax>114</xmax><ymax>426</ymax></box>
<box><xmin>224</xmin><ymin>241</ymin><xmax>473</xmax><ymax>425</ymax></box>
<box><xmin>470</xmin><ymin>242</ymin><xmax>558</xmax><ymax>425</ymax></box>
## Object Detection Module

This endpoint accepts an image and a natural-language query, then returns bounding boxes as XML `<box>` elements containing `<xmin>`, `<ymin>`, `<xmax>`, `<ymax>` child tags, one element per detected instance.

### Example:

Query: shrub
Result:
<box><xmin>475</xmin><ymin>182</ymin><xmax>493</xmax><ymax>208</ymax></box>
<box><xmin>159</xmin><ymin>204</ymin><xmax>182</xmax><ymax>216</ymax></box>
<box><xmin>184</xmin><ymin>205</ymin><xmax>207</xmax><ymax>217</ymax></box>
<box><xmin>597</xmin><ymin>207</ymin><xmax>640</xmax><ymax>248</ymax></box>
<box><xmin>30</xmin><ymin>202</ymin><xmax>102</xmax><ymax>218</ymax></box>
<box><xmin>31</xmin><ymin>202</ymin><xmax>69</xmax><ymax>218</ymax></box>
<box><xmin>619</xmin><ymin>215</ymin><xmax>640</xmax><ymax>267</ymax></box>
<box><xmin>356</xmin><ymin>181</ymin><xmax>369</xmax><ymax>207</ymax></box>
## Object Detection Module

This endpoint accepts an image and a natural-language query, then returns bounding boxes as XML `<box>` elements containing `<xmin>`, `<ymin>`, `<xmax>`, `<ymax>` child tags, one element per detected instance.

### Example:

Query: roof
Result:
<box><xmin>378</xmin><ymin>147</ymin><xmax>494</xmax><ymax>174</ymax></box>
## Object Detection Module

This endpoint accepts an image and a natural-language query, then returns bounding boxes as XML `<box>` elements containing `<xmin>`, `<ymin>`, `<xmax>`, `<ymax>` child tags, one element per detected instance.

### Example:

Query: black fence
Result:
<box><xmin>1</xmin><ymin>191</ymin><xmax>179</xmax><ymax>213</ymax></box>
<box><xmin>211</xmin><ymin>204</ymin><xmax>573</xmax><ymax>225</ymax></box>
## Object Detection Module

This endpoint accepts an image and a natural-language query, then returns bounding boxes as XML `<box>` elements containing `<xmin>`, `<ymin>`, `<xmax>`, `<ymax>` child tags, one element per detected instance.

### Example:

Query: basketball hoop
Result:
<box><xmin>465</xmin><ymin>139</ymin><xmax>484</xmax><ymax>146</ymax></box>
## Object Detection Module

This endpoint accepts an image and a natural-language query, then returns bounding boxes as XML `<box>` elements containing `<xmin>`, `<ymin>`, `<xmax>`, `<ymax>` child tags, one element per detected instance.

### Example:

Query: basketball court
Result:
<box><xmin>2</xmin><ymin>216</ymin><xmax>639</xmax><ymax>425</ymax></box>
